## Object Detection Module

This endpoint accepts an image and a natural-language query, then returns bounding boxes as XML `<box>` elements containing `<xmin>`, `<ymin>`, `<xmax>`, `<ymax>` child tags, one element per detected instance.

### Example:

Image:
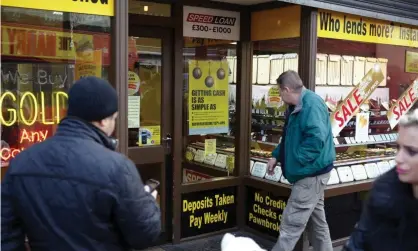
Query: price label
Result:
<box><xmin>194</xmin><ymin>150</ymin><xmax>205</xmax><ymax>163</ymax></box>
<box><xmin>214</xmin><ymin>154</ymin><xmax>228</xmax><ymax>169</ymax></box>
<box><xmin>365</xmin><ymin>163</ymin><xmax>380</xmax><ymax>179</ymax></box>
<box><xmin>350</xmin><ymin>165</ymin><xmax>368</xmax><ymax>181</ymax></box>
<box><xmin>226</xmin><ymin>155</ymin><xmax>235</xmax><ymax>173</ymax></box>
<box><xmin>204</xmin><ymin>153</ymin><xmax>218</xmax><ymax>166</ymax></box>
<box><xmin>327</xmin><ymin>169</ymin><xmax>340</xmax><ymax>185</ymax></box>
<box><xmin>264</xmin><ymin>166</ymin><xmax>282</xmax><ymax>182</ymax></box>
<box><xmin>251</xmin><ymin>162</ymin><xmax>267</xmax><ymax>178</ymax></box>
<box><xmin>337</xmin><ymin>166</ymin><xmax>354</xmax><ymax>183</ymax></box>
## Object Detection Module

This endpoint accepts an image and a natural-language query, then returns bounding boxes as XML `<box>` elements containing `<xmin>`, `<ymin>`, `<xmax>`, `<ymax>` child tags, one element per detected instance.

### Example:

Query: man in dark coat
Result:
<box><xmin>1</xmin><ymin>77</ymin><xmax>161</xmax><ymax>251</ymax></box>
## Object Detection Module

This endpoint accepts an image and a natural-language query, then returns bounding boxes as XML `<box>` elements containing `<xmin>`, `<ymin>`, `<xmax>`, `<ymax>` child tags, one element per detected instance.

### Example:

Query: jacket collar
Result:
<box><xmin>291</xmin><ymin>87</ymin><xmax>307</xmax><ymax>114</ymax></box>
<box><xmin>55</xmin><ymin>117</ymin><xmax>117</xmax><ymax>151</ymax></box>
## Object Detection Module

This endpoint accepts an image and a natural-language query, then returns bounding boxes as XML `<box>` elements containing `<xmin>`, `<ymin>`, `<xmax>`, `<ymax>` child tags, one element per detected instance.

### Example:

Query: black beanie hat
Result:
<box><xmin>67</xmin><ymin>77</ymin><xmax>118</xmax><ymax>122</ymax></box>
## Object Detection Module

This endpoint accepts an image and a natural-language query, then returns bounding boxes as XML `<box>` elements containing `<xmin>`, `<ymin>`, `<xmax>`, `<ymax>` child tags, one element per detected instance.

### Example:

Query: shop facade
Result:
<box><xmin>1</xmin><ymin>0</ymin><xmax>418</xmax><ymax>250</ymax></box>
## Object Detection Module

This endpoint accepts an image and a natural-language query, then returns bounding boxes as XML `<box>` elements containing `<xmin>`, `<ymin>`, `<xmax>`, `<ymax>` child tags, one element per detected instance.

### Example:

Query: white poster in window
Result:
<box><xmin>183</xmin><ymin>6</ymin><xmax>240</xmax><ymax>41</ymax></box>
<box><xmin>128</xmin><ymin>96</ymin><xmax>140</xmax><ymax>129</ymax></box>
<box><xmin>355</xmin><ymin>112</ymin><xmax>369</xmax><ymax>143</ymax></box>
<box><xmin>128</xmin><ymin>71</ymin><xmax>141</xmax><ymax>129</ymax></box>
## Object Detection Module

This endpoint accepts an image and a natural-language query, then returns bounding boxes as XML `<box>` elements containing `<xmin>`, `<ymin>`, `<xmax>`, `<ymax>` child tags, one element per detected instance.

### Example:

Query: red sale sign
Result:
<box><xmin>387</xmin><ymin>79</ymin><xmax>418</xmax><ymax>129</ymax></box>
<box><xmin>330</xmin><ymin>65</ymin><xmax>384</xmax><ymax>136</ymax></box>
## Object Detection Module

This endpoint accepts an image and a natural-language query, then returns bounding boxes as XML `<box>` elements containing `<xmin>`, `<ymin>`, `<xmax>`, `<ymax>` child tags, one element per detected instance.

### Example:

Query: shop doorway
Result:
<box><xmin>127</xmin><ymin>26</ymin><xmax>174</xmax><ymax>242</ymax></box>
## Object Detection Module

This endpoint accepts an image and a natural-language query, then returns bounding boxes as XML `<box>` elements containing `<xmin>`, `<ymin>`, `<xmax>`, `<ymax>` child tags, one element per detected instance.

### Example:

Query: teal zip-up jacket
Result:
<box><xmin>272</xmin><ymin>89</ymin><xmax>336</xmax><ymax>184</ymax></box>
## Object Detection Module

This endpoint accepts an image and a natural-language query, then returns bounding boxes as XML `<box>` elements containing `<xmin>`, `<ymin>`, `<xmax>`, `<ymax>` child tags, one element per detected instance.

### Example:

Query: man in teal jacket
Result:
<box><xmin>268</xmin><ymin>71</ymin><xmax>335</xmax><ymax>251</ymax></box>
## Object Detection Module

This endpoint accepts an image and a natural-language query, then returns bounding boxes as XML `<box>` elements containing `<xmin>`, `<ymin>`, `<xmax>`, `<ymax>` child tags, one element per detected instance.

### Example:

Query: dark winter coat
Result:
<box><xmin>1</xmin><ymin>118</ymin><xmax>161</xmax><ymax>251</ymax></box>
<box><xmin>343</xmin><ymin>169</ymin><xmax>418</xmax><ymax>251</ymax></box>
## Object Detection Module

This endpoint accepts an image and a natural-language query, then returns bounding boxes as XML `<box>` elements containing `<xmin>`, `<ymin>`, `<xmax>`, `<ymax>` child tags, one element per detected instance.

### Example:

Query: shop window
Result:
<box><xmin>1</xmin><ymin>7</ymin><xmax>111</xmax><ymax>179</ymax></box>
<box><xmin>182</xmin><ymin>38</ymin><xmax>237</xmax><ymax>183</ymax></box>
<box><xmin>315</xmin><ymin>9</ymin><xmax>418</xmax><ymax>186</ymax></box>
<box><xmin>249</xmin><ymin>5</ymin><xmax>301</xmax><ymax>183</ymax></box>
<box><xmin>129</xmin><ymin>0</ymin><xmax>171</xmax><ymax>17</ymax></box>
<box><xmin>127</xmin><ymin>37</ymin><xmax>162</xmax><ymax>147</ymax></box>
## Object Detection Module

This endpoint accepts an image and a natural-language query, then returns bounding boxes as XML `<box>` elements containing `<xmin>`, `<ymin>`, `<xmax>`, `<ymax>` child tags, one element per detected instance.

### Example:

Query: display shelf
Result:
<box><xmin>325</xmin><ymin>179</ymin><xmax>374</xmax><ymax>198</ymax></box>
<box><xmin>333</xmin><ymin>156</ymin><xmax>395</xmax><ymax>167</ymax></box>
<box><xmin>250</xmin><ymin>155</ymin><xmax>395</xmax><ymax>167</ymax></box>
<box><xmin>334</xmin><ymin>140</ymin><xmax>396</xmax><ymax>148</ymax></box>
<box><xmin>183</xmin><ymin>160</ymin><xmax>229</xmax><ymax>177</ymax></box>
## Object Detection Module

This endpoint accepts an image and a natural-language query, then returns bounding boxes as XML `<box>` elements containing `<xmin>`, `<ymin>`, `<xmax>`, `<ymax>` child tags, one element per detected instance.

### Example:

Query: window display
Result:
<box><xmin>248</xmin><ymin>38</ymin><xmax>300</xmax><ymax>183</ymax></box>
<box><xmin>315</xmin><ymin>9</ymin><xmax>418</xmax><ymax>186</ymax></box>
<box><xmin>127</xmin><ymin>37</ymin><xmax>162</xmax><ymax>147</ymax></box>
<box><xmin>247</xmin><ymin>8</ymin><xmax>418</xmax><ymax>188</ymax></box>
<box><xmin>0</xmin><ymin>6</ymin><xmax>111</xmax><ymax>179</ymax></box>
<box><xmin>183</xmin><ymin>38</ymin><xmax>237</xmax><ymax>183</ymax></box>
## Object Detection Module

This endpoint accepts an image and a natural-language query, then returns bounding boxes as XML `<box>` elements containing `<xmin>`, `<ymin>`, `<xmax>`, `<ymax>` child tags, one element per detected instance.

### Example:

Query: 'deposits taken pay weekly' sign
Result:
<box><xmin>181</xmin><ymin>187</ymin><xmax>236</xmax><ymax>238</ymax></box>
<box><xmin>188</xmin><ymin>60</ymin><xmax>229</xmax><ymax>135</ymax></box>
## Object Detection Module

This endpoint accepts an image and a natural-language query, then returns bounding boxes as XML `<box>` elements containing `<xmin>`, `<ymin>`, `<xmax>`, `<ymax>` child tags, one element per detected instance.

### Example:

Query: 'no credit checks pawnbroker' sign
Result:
<box><xmin>183</xmin><ymin>6</ymin><xmax>240</xmax><ymax>41</ymax></box>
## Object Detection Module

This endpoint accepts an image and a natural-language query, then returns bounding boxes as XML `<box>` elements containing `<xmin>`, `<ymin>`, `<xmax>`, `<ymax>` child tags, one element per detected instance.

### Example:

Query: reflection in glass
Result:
<box><xmin>1</xmin><ymin>7</ymin><xmax>111</xmax><ymax>179</ymax></box>
<box><xmin>127</xmin><ymin>37</ymin><xmax>162</xmax><ymax>147</ymax></box>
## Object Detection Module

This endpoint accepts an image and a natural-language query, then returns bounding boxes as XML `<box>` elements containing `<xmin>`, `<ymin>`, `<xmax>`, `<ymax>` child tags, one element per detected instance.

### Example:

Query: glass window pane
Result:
<box><xmin>127</xmin><ymin>37</ymin><xmax>162</xmax><ymax>147</ymax></box>
<box><xmin>183</xmin><ymin>38</ymin><xmax>237</xmax><ymax>184</ymax></box>
<box><xmin>1</xmin><ymin>7</ymin><xmax>111</xmax><ymax>179</ymax></box>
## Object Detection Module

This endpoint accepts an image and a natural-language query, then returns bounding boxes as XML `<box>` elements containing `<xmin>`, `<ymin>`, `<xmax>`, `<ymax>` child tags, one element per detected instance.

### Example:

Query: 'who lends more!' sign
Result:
<box><xmin>330</xmin><ymin>65</ymin><xmax>385</xmax><ymax>137</ymax></box>
<box><xmin>387</xmin><ymin>79</ymin><xmax>418</xmax><ymax>129</ymax></box>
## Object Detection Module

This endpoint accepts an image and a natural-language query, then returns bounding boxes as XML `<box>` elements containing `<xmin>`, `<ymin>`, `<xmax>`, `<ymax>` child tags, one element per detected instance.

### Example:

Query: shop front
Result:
<box><xmin>1</xmin><ymin>0</ymin><xmax>418</xmax><ymax>250</ymax></box>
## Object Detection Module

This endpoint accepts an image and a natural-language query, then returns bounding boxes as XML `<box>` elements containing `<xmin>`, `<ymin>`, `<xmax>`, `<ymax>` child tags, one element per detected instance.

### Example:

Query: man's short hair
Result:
<box><xmin>276</xmin><ymin>70</ymin><xmax>304</xmax><ymax>91</ymax></box>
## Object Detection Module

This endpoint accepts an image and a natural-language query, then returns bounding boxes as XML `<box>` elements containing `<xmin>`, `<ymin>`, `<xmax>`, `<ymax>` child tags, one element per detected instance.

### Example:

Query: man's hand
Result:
<box><xmin>267</xmin><ymin>157</ymin><xmax>277</xmax><ymax>175</ymax></box>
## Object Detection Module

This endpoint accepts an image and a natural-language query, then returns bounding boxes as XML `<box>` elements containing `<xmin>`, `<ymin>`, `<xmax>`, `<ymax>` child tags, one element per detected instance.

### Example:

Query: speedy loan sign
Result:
<box><xmin>331</xmin><ymin>65</ymin><xmax>385</xmax><ymax>136</ymax></box>
<box><xmin>387</xmin><ymin>79</ymin><xmax>418</xmax><ymax>129</ymax></box>
<box><xmin>183</xmin><ymin>6</ymin><xmax>240</xmax><ymax>41</ymax></box>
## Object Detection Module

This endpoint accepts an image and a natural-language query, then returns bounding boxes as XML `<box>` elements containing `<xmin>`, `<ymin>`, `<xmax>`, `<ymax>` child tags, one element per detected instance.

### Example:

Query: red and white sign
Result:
<box><xmin>183</xmin><ymin>6</ymin><xmax>240</xmax><ymax>41</ymax></box>
<box><xmin>182</xmin><ymin>169</ymin><xmax>213</xmax><ymax>183</ymax></box>
<box><xmin>330</xmin><ymin>65</ymin><xmax>384</xmax><ymax>136</ymax></box>
<box><xmin>387</xmin><ymin>79</ymin><xmax>418</xmax><ymax>129</ymax></box>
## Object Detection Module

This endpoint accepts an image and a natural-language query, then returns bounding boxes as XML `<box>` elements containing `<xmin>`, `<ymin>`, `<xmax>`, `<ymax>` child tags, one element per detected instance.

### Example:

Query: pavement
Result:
<box><xmin>144</xmin><ymin>231</ymin><xmax>343</xmax><ymax>251</ymax></box>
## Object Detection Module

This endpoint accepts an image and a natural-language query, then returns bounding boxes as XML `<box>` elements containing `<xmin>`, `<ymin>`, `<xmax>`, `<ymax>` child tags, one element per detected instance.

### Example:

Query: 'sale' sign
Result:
<box><xmin>330</xmin><ymin>65</ymin><xmax>384</xmax><ymax>136</ymax></box>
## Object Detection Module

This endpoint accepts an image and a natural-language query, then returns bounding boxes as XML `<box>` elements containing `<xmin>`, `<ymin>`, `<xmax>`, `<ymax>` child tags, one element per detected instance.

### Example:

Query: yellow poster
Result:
<box><xmin>128</xmin><ymin>71</ymin><xmax>141</xmax><ymax>96</ymax></box>
<box><xmin>1</xmin><ymin>25</ymin><xmax>94</xmax><ymax>61</ymax></box>
<box><xmin>75</xmin><ymin>50</ymin><xmax>103</xmax><ymax>79</ymax></box>
<box><xmin>188</xmin><ymin>60</ymin><xmax>229</xmax><ymax>135</ymax></box>
<box><xmin>2</xmin><ymin>0</ymin><xmax>114</xmax><ymax>16</ymax></box>
<box><xmin>204</xmin><ymin>139</ymin><xmax>216</xmax><ymax>156</ymax></box>
<box><xmin>406</xmin><ymin>51</ymin><xmax>418</xmax><ymax>73</ymax></box>
<box><xmin>267</xmin><ymin>87</ymin><xmax>283</xmax><ymax>108</ymax></box>
<box><xmin>138</xmin><ymin>126</ymin><xmax>161</xmax><ymax>146</ymax></box>
<box><xmin>317</xmin><ymin>10</ymin><xmax>418</xmax><ymax>48</ymax></box>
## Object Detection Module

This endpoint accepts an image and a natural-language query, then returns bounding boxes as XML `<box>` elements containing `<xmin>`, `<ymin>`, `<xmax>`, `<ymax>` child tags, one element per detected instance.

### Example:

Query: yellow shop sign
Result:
<box><xmin>318</xmin><ymin>10</ymin><xmax>418</xmax><ymax>48</ymax></box>
<box><xmin>1</xmin><ymin>0</ymin><xmax>114</xmax><ymax>16</ymax></box>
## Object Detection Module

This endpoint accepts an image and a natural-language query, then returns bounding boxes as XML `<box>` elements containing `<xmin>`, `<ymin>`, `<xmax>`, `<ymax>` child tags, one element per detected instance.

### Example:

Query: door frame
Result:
<box><xmin>126</xmin><ymin>26</ymin><xmax>173</xmax><ymax>165</ymax></box>
<box><xmin>123</xmin><ymin>25</ymin><xmax>174</xmax><ymax>240</ymax></box>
